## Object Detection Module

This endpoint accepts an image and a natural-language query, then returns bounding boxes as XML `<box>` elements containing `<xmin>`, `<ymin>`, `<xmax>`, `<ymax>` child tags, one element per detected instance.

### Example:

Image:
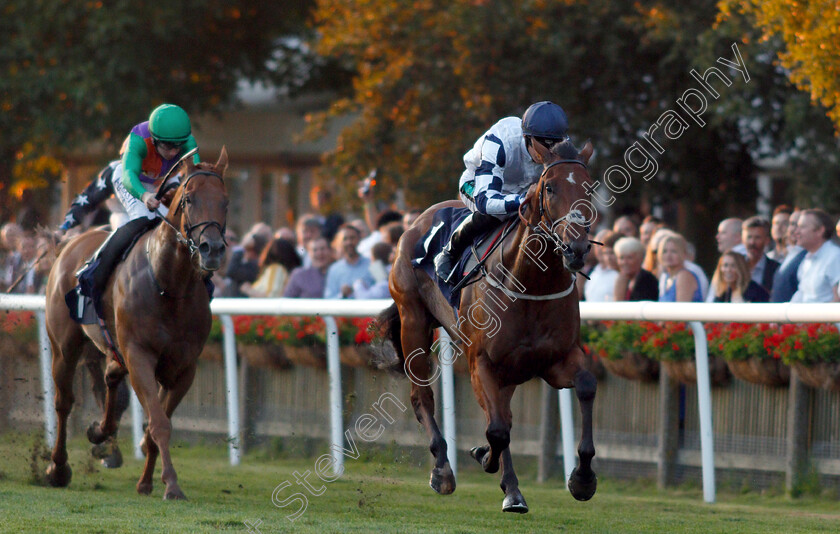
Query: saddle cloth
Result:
<box><xmin>412</xmin><ymin>206</ymin><xmax>507</xmax><ymax>308</ymax></box>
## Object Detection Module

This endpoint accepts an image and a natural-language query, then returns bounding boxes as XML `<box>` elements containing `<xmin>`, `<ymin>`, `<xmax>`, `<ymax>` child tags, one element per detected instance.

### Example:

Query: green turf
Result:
<box><xmin>1</xmin><ymin>432</ymin><xmax>839</xmax><ymax>533</ymax></box>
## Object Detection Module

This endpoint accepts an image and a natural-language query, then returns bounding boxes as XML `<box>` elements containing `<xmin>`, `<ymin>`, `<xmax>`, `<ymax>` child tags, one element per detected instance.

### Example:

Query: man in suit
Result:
<box><xmin>743</xmin><ymin>216</ymin><xmax>780</xmax><ymax>294</ymax></box>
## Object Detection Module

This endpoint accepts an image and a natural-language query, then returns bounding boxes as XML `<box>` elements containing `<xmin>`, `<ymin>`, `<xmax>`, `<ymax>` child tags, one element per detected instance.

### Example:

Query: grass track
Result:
<box><xmin>1</xmin><ymin>432</ymin><xmax>839</xmax><ymax>533</ymax></box>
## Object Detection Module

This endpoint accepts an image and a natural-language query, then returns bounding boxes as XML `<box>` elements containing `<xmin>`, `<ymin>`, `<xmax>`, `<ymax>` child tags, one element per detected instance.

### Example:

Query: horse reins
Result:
<box><xmin>149</xmin><ymin>169</ymin><xmax>225</xmax><ymax>298</ymax></box>
<box><xmin>154</xmin><ymin>169</ymin><xmax>226</xmax><ymax>258</ymax></box>
<box><xmin>519</xmin><ymin>159</ymin><xmax>590</xmax><ymax>255</ymax></box>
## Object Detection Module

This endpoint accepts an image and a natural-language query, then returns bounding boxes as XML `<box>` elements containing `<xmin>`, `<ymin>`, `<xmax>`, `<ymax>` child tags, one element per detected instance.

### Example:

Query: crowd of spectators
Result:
<box><xmin>0</xmin><ymin>180</ymin><xmax>416</xmax><ymax>300</ymax></box>
<box><xmin>577</xmin><ymin>204</ymin><xmax>840</xmax><ymax>306</ymax></box>
<box><xmin>4</xmin><ymin>181</ymin><xmax>840</xmax><ymax>309</ymax></box>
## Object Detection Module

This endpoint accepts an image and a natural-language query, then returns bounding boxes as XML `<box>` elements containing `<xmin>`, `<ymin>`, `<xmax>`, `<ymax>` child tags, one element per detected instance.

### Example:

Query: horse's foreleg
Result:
<box><xmin>568</xmin><ymin>367</ymin><xmax>597</xmax><ymax>501</ymax></box>
<box><xmin>85</xmin><ymin>354</ymin><xmax>127</xmax><ymax>468</ymax></box>
<box><xmin>128</xmin><ymin>352</ymin><xmax>191</xmax><ymax>500</ymax></box>
<box><xmin>401</xmin><ymin>306</ymin><xmax>455</xmax><ymax>495</ymax></box>
<box><xmin>542</xmin><ymin>352</ymin><xmax>598</xmax><ymax>501</ymax></box>
<box><xmin>470</xmin><ymin>361</ymin><xmax>514</xmax><ymax>475</ymax></box>
<box><xmin>155</xmin><ymin>365</ymin><xmax>196</xmax><ymax>500</ymax></box>
<box><xmin>87</xmin><ymin>358</ymin><xmax>127</xmax><ymax>445</ymax></box>
<box><xmin>137</xmin><ymin>425</ymin><xmax>159</xmax><ymax>496</ymax></box>
<box><xmin>46</xmin><ymin>349</ymin><xmax>78</xmax><ymax>487</ymax></box>
<box><xmin>499</xmin><ymin>448</ymin><xmax>528</xmax><ymax>513</ymax></box>
<box><xmin>137</xmin><ymin>384</ymin><xmax>165</xmax><ymax>496</ymax></box>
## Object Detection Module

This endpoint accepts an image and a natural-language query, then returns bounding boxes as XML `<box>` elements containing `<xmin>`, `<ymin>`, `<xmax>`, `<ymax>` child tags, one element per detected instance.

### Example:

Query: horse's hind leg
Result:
<box><xmin>400</xmin><ymin>303</ymin><xmax>456</xmax><ymax>495</ymax></box>
<box><xmin>542</xmin><ymin>350</ymin><xmax>597</xmax><ymax>501</ymax></box>
<box><xmin>45</xmin><ymin>338</ymin><xmax>82</xmax><ymax>487</ymax></box>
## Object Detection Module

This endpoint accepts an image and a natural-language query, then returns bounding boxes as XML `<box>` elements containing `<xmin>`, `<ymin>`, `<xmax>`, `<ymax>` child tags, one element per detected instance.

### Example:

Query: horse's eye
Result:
<box><xmin>184</xmin><ymin>195</ymin><xmax>192</xmax><ymax>205</ymax></box>
<box><xmin>545</xmin><ymin>185</ymin><xmax>554</xmax><ymax>195</ymax></box>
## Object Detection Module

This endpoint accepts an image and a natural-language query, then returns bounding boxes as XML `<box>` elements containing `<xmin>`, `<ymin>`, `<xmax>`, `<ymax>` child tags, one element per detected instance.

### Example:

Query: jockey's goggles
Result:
<box><xmin>153</xmin><ymin>139</ymin><xmax>186</xmax><ymax>151</ymax></box>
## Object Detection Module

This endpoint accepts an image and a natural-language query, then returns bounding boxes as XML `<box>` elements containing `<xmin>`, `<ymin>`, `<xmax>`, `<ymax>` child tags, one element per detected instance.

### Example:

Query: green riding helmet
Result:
<box><xmin>148</xmin><ymin>104</ymin><xmax>191</xmax><ymax>144</ymax></box>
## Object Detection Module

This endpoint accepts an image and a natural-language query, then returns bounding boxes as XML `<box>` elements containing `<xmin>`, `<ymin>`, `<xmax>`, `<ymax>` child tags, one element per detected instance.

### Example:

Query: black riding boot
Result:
<box><xmin>78</xmin><ymin>216</ymin><xmax>158</xmax><ymax>302</ymax></box>
<box><xmin>434</xmin><ymin>212</ymin><xmax>498</xmax><ymax>283</ymax></box>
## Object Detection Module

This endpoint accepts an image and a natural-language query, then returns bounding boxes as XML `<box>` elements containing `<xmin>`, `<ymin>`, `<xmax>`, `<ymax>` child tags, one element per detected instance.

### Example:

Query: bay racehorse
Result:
<box><xmin>378</xmin><ymin>139</ymin><xmax>597</xmax><ymax>513</ymax></box>
<box><xmin>44</xmin><ymin>149</ymin><xmax>229</xmax><ymax>499</ymax></box>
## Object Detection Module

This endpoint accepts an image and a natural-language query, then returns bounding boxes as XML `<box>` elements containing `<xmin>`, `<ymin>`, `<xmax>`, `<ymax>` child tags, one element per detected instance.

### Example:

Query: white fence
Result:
<box><xmin>4</xmin><ymin>293</ymin><xmax>840</xmax><ymax>504</ymax></box>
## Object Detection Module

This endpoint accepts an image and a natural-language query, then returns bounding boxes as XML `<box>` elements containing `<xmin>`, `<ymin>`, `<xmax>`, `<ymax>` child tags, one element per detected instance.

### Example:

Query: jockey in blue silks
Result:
<box><xmin>434</xmin><ymin>101</ymin><xmax>570</xmax><ymax>282</ymax></box>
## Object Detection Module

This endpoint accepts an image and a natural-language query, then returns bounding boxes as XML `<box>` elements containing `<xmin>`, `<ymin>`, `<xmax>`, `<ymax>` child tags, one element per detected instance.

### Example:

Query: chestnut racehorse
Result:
<box><xmin>378</xmin><ymin>139</ymin><xmax>597</xmax><ymax>513</ymax></box>
<box><xmin>44</xmin><ymin>149</ymin><xmax>229</xmax><ymax>499</ymax></box>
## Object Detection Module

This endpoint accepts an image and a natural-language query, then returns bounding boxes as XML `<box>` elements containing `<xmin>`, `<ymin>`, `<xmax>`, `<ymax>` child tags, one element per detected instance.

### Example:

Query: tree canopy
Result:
<box><xmin>311</xmin><ymin>0</ymin><xmax>839</xmax><ymax>267</ymax></box>
<box><xmin>718</xmin><ymin>0</ymin><xmax>840</xmax><ymax>130</ymax></box>
<box><xmin>0</xmin><ymin>0</ymin><xmax>347</xmax><ymax>220</ymax></box>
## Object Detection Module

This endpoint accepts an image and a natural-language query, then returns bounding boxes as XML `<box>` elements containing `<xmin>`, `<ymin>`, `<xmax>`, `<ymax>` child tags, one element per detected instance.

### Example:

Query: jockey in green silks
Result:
<box><xmin>76</xmin><ymin>104</ymin><xmax>202</xmax><ymax>306</ymax></box>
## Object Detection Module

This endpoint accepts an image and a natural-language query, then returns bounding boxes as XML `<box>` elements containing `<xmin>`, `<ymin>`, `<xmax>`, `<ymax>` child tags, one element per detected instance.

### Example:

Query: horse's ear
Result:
<box><xmin>215</xmin><ymin>146</ymin><xmax>229</xmax><ymax>175</ymax></box>
<box><xmin>579</xmin><ymin>140</ymin><xmax>594</xmax><ymax>165</ymax></box>
<box><xmin>529</xmin><ymin>137</ymin><xmax>552</xmax><ymax>164</ymax></box>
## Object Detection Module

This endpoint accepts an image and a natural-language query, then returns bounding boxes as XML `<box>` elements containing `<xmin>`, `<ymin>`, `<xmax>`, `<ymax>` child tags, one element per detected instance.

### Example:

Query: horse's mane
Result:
<box><xmin>549</xmin><ymin>139</ymin><xmax>579</xmax><ymax>159</ymax></box>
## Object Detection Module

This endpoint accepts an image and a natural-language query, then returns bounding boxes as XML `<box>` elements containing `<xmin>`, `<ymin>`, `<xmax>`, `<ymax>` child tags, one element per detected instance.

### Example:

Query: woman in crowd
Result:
<box><xmin>710</xmin><ymin>251</ymin><xmax>769</xmax><ymax>303</ymax></box>
<box><xmin>583</xmin><ymin>230</ymin><xmax>620</xmax><ymax>302</ymax></box>
<box><xmin>241</xmin><ymin>238</ymin><xmax>302</xmax><ymax>298</ymax></box>
<box><xmin>613</xmin><ymin>237</ymin><xmax>659</xmax><ymax>301</ymax></box>
<box><xmin>642</xmin><ymin>227</ymin><xmax>672</xmax><ymax>276</ymax></box>
<box><xmin>658</xmin><ymin>233</ymin><xmax>703</xmax><ymax>303</ymax></box>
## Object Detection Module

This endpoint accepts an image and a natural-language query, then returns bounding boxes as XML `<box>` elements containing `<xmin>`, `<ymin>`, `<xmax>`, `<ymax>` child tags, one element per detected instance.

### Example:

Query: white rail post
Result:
<box><xmin>220</xmin><ymin>315</ymin><xmax>241</xmax><ymax>466</ymax></box>
<box><xmin>36</xmin><ymin>311</ymin><xmax>56</xmax><ymax>448</ymax></box>
<box><xmin>437</xmin><ymin>329</ymin><xmax>457</xmax><ymax>477</ymax></box>
<box><xmin>690</xmin><ymin>321</ymin><xmax>715</xmax><ymax>503</ymax></box>
<box><xmin>130</xmin><ymin>388</ymin><xmax>144</xmax><ymax>459</ymax></box>
<box><xmin>558</xmin><ymin>388</ymin><xmax>576</xmax><ymax>483</ymax></box>
<box><xmin>324</xmin><ymin>316</ymin><xmax>344</xmax><ymax>476</ymax></box>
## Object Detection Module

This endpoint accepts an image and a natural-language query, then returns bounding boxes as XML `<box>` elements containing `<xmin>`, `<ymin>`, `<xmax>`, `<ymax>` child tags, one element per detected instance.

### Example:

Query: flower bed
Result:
<box><xmin>775</xmin><ymin>323</ymin><xmax>840</xmax><ymax>391</ymax></box>
<box><xmin>707</xmin><ymin>323</ymin><xmax>790</xmax><ymax>387</ymax></box>
<box><xmin>584</xmin><ymin>321</ymin><xmax>660</xmax><ymax>382</ymax></box>
<box><xmin>335</xmin><ymin>317</ymin><xmax>376</xmax><ymax>367</ymax></box>
<box><xmin>0</xmin><ymin>311</ymin><xmax>39</xmax><ymax>360</ymax></box>
<box><xmin>641</xmin><ymin>322</ymin><xmax>730</xmax><ymax>386</ymax></box>
<box><xmin>585</xmin><ymin>321</ymin><xmax>840</xmax><ymax>389</ymax></box>
<box><xmin>205</xmin><ymin>315</ymin><xmax>380</xmax><ymax>369</ymax></box>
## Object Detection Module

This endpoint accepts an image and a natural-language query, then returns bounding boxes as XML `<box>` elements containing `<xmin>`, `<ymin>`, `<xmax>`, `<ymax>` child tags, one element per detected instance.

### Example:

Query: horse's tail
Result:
<box><xmin>371</xmin><ymin>302</ymin><xmax>405</xmax><ymax>377</ymax></box>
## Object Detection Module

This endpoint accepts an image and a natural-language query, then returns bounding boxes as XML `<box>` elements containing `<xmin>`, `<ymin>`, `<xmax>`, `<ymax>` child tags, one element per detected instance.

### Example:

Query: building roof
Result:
<box><xmin>193</xmin><ymin>94</ymin><xmax>355</xmax><ymax>165</ymax></box>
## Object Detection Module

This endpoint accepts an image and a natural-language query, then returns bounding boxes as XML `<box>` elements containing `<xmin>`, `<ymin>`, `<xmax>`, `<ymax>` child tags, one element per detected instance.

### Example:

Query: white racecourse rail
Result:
<box><xmin>4</xmin><ymin>294</ymin><xmax>840</xmax><ymax>504</ymax></box>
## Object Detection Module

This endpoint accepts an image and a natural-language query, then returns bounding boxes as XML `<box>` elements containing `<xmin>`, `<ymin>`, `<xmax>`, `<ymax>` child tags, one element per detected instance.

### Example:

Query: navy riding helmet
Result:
<box><xmin>521</xmin><ymin>101</ymin><xmax>569</xmax><ymax>139</ymax></box>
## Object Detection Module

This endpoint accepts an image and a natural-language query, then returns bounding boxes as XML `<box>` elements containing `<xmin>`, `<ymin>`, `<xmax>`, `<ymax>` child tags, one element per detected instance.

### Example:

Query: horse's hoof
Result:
<box><xmin>502</xmin><ymin>490</ymin><xmax>529</xmax><ymax>513</ymax></box>
<box><xmin>470</xmin><ymin>446</ymin><xmax>489</xmax><ymax>464</ymax></box>
<box><xmin>90</xmin><ymin>442</ymin><xmax>109</xmax><ymax>460</ymax></box>
<box><xmin>429</xmin><ymin>463</ymin><xmax>456</xmax><ymax>495</ymax></box>
<box><xmin>163</xmin><ymin>488</ymin><xmax>188</xmax><ymax>501</ymax></box>
<box><xmin>470</xmin><ymin>445</ymin><xmax>499</xmax><ymax>473</ymax></box>
<box><xmin>137</xmin><ymin>482</ymin><xmax>153</xmax><ymax>495</ymax></box>
<box><xmin>568</xmin><ymin>467</ymin><xmax>597</xmax><ymax>501</ymax></box>
<box><xmin>46</xmin><ymin>462</ymin><xmax>72</xmax><ymax>488</ymax></box>
<box><xmin>87</xmin><ymin>422</ymin><xmax>107</xmax><ymax>445</ymax></box>
<box><xmin>101</xmin><ymin>447</ymin><xmax>123</xmax><ymax>469</ymax></box>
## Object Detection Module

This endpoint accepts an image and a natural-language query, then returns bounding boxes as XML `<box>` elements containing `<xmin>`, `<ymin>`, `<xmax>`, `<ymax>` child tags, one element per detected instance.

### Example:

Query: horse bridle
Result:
<box><xmin>155</xmin><ymin>169</ymin><xmax>226</xmax><ymax>258</ymax></box>
<box><xmin>519</xmin><ymin>159</ymin><xmax>590</xmax><ymax>256</ymax></box>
